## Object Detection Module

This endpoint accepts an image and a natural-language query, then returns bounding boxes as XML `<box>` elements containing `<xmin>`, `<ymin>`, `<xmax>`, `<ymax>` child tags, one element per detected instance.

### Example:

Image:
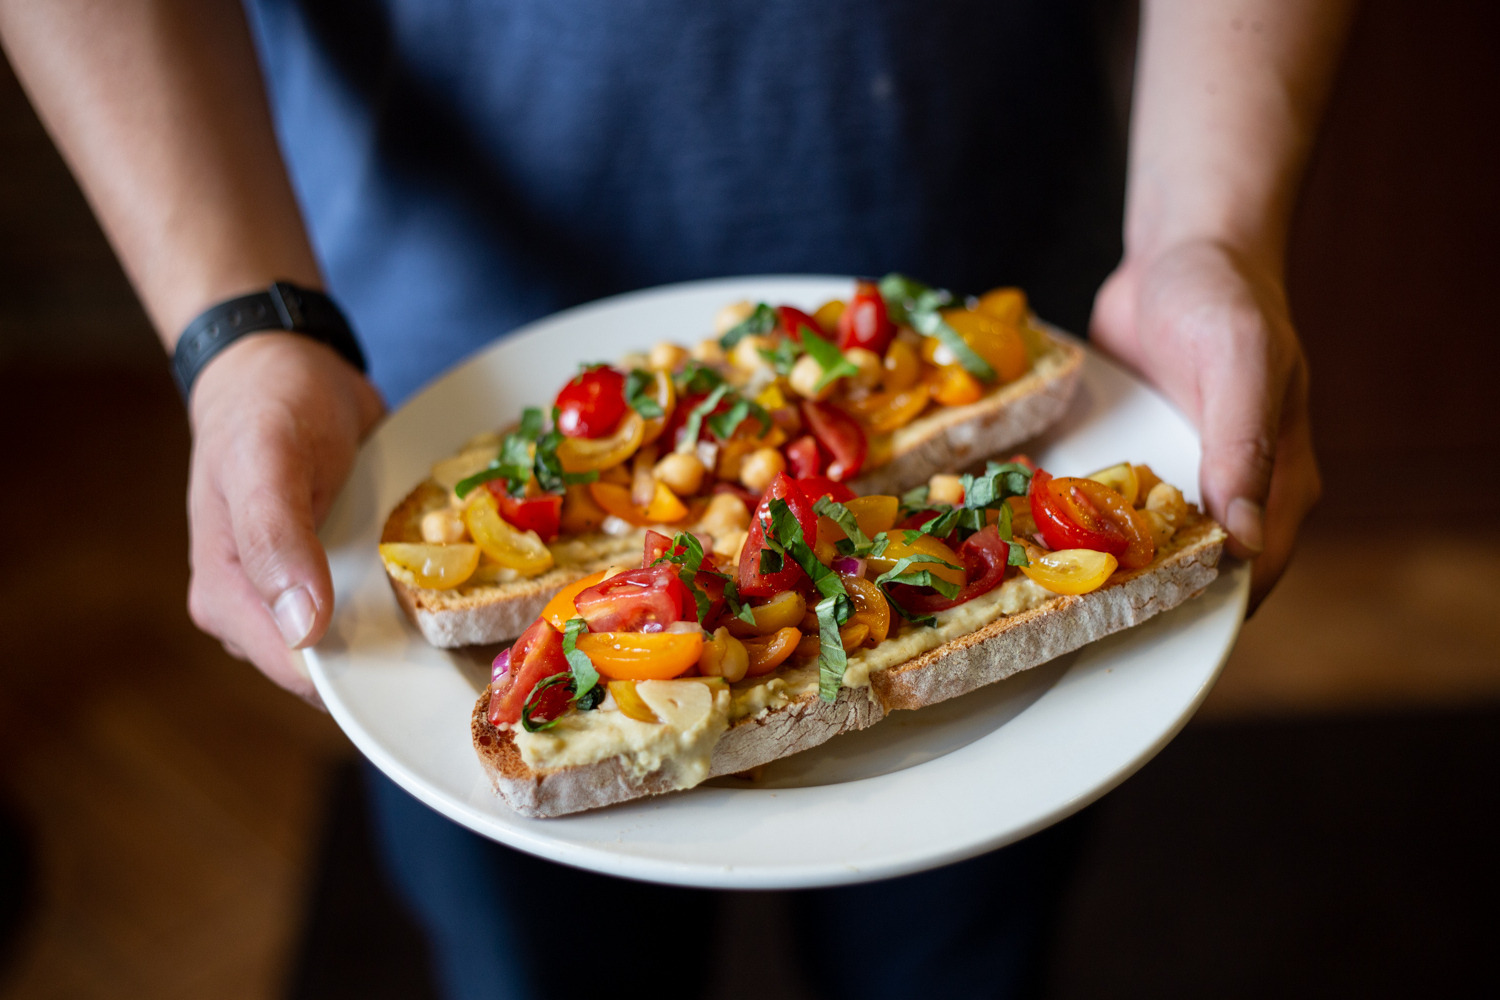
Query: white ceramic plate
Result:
<box><xmin>307</xmin><ymin>275</ymin><xmax>1248</xmax><ymax>890</ymax></box>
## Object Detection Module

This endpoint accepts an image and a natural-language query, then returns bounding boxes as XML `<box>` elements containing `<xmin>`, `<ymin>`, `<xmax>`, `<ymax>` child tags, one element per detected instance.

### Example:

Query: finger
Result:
<box><xmin>1246</xmin><ymin>363</ymin><xmax>1322</xmax><ymax>614</ymax></box>
<box><xmin>1194</xmin><ymin>313</ymin><xmax>1294</xmax><ymax>560</ymax></box>
<box><xmin>221</xmin><ymin>415</ymin><xmax>336</xmax><ymax>651</ymax></box>
<box><xmin>188</xmin><ymin>487</ymin><xmax>326</xmax><ymax>706</ymax></box>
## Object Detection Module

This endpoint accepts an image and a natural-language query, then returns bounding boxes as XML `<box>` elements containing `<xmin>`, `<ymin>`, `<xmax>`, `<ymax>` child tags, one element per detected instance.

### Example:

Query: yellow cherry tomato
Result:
<box><xmin>577</xmin><ymin>631</ymin><xmax>704</xmax><ymax>680</ymax></box>
<box><xmin>941</xmin><ymin>308</ymin><xmax>1028</xmax><ymax>383</ymax></box>
<box><xmin>556</xmin><ymin>410</ymin><xmax>646</xmax><ymax>474</ymax></box>
<box><xmin>462</xmin><ymin>491</ymin><xmax>554</xmax><ymax>575</ymax></box>
<box><xmin>927</xmin><ymin>364</ymin><xmax>985</xmax><ymax>406</ymax></box>
<box><xmin>607</xmin><ymin>680</ymin><xmax>659</xmax><ymax>723</ymax></box>
<box><xmin>866</xmin><ymin>533</ymin><xmax>967</xmax><ymax>588</ymax></box>
<box><xmin>974</xmin><ymin>286</ymin><xmax>1027</xmax><ymax>325</ymax></box>
<box><xmin>588</xmin><ymin>480</ymin><xmax>689</xmax><ymax>526</ymax></box>
<box><xmin>1086</xmin><ymin>462</ymin><xmax>1140</xmax><ymax>506</ymax></box>
<box><xmin>882</xmin><ymin>338</ymin><xmax>922</xmax><ymax>391</ymax></box>
<box><xmin>846</xmin><ymin>383</ymin><xmax>932</xmax><ymax>434</ymax></box>
<box><xmin>1021</xmin><ymin>547</ymin><xmax>1118</xmax><ymax>595</ymax></box>
<box><xmin>541</xmin><ymin>570</ymin><xmax>608</xmax><ymax>630</ymax></box>
<box><xmin>636</xmin><ymin>371</ymin><xmax>676</xmax><ymax>446</ymax></box>
<box><xmin>843</xmin><ymin>494</ymin><xmax>900</xmax><ymax>537</ymax></box>
<box><xmin>378</xmin><ymin>542</ymin><xmax>480</xmax><ymax>589</ymax></box>
<box><xmin>813</xmin><ymin>299</ymin><xmax>847</xmax><ymax>334</ymax></box>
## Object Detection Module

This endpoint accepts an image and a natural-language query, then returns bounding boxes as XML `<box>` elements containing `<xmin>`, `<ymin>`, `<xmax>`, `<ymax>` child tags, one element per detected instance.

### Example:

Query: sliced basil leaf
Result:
<box><xmin>722</xmin><ymin>578</ymin><xmax>758</xmax><ymax>626</ymax></box>
<box><xmin>763</xmin><ymin>498</ymin><xmax>852</xmax><ymax>703</ymax></box>
<box><xmin>815</xmin><ymin>593</ymin><xmax>849</xmax><ymax>702</ymax></box>
<box><xmin>812</xmin><ymin>496</ymin><xmax>876</xmax><ymax>556</ymax></box>
<box><xmin>800</xmin><ymin>327</ymin><xmax>859</xmax><ymax>392</ymax></box>
<box><xmin>624</xmin><ymin>368</ymin><xmax>665</xmax><ymax>420</ymax></box>
<box><xmin>651</xmin><ymin>531</ymin><xmax>713</xmax><ymax>625</ymax></box>
<box><xmin>520</xmin><ymin>673</ymin><xmax>573</xmax><ymax>732</ymax></box>
<box><xmin>1007</xmin><ymin>540</ymin><xmax>1030</xmax><ymax>567</ymax></box>
<box><xmin>759</xmin><ymin>547</ymin><xmax>783</xmax><ymax>575</ymax></box>
<box><xmin>679</xmin><ymin>382</ymin><xmax>731</xmax><ymax>450</ymax></box>
<box><xmin>910</xmin><ymin>307</ymin><xmax>996</xmax><ymax>382</ymax></box>
<box><xmin>707</xmin><ymin>396</ymin><xmax>772</xmax><ymax>442</ymax></box>
<box><xmin>575</xmin><ymin>684</ymin><xmax>606</xmax><ymax>711</ymax></box>
<box><xmin>454</xmin><ymin>406</ymin><xmax>545</xmax><ymax>499</ymax></box>
<box><xmin>561</xmin><ymin>617</ymin><xmax>599</xmax><ymax>700</ymax></box>
<box><xmin>718</xmin><ymin>303</ymin><xmax>777</xmax><ymax>349</ymax></box>
<box><xmin>676</xmin><ymin>360</ymin><xmax>727</xmax><ymax>396</ymax></box>
<box><xmin>758</xmin><ymin>339</ymin><xmax>801</xmax><ymax>376</ymax></box>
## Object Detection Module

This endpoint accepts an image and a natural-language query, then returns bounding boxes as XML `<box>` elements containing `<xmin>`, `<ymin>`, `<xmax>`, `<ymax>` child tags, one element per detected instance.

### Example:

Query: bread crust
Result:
<box><xmin>471</xmin><ymin>514</ymin><xmax>1226</xmax><ymax>818</ymax></box>
<box><xmin>385</xmin><ymin>334</ymin><xmax>1084</xmax><ymax>647</ymax></box>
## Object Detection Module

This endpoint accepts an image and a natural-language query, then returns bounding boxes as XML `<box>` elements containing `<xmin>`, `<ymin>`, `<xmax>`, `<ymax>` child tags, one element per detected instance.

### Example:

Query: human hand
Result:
<box><xmin>1090</xmin><ymin>239</ymin><xmax>1321</xmax><ymax>612</ymax></box>
<box><xmin>186</xmin><ymin>334</ymin><xmax>385</xmax><ymax>702</ymax></box>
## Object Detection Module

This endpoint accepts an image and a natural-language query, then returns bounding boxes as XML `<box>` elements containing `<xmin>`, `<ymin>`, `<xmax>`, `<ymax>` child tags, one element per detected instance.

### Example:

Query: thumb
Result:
<box><xmin>1195</xmin><ymin>337</ymin><xmax>1285</xmax><ymax>560</ymax></box>
<box><xmin>227</xmin><ymin>450</ymin><xmax>335</xmax><ymax>650</ymax></box>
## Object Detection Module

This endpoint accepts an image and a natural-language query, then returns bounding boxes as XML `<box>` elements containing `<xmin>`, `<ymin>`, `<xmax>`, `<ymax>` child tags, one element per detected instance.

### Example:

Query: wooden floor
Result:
<box><xmin>2</xmin><ymin>1</ymin><xmax>1498</xmax><ymax>996</ymax></box>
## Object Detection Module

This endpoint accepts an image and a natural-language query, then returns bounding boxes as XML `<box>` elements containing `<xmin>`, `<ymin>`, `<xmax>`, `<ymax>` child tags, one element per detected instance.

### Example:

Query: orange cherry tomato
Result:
<box><xmin>575</xmin><ymin>631</ymin><xmax>704</xmax><ymax>681</ymax></box>
<box><xmin>742</xmin><ymin>627</ymin><xmax>801</xmax><ymax>676</ymax></box>
<box><xmin>927</xmin><ymin>364</ymin><xmax>984</xmax><ymax>406</ymax></box>
<box><xmin>974</xmin><ymin>287</ymin><xmax>1027</xmax><ymax>325</ymax></box>
<box><xmin>541</xmin><ymin>570</ymin><xmax>609</xmax><ymax>631</ymax></box>
<box><xmin>589</xmin><ymin>480</ymin><xmax>689</xmax><ymax>526</ymax></box>
<box><xmin>882</xmin><ymin>338</ymin><xmax>922</xmax><ymax>392</ymax></box>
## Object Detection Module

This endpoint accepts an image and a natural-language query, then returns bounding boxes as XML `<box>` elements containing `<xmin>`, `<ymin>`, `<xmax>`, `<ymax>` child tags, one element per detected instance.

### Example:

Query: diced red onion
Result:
<box><xmin>831</xmin><ymin>556</ymin><xmax>866</xmax><ymax>578</ymax></box>
<box><xmin>491</xmin><ymin>647</ymin><xmax>512</xmax><ymax>684</ymax></box>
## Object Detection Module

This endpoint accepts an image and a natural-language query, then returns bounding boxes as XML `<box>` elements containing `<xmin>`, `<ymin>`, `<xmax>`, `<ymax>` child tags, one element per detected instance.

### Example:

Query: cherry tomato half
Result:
<box><xmin>800</xmin><ymin>400</ymin><xmax>867</xmax><ymax>482</ymax></box>
<box><xmin>777</xmin><ymin>305</ymin><xmax>825</xmax><ymax>342</ymax></box>
<box><xmin>488</xmin><ymin>618</ymin><xmax>569</xmax><ymax>726</ymax></box>
<box><xmin>784</xmin><ymin>434</ymin><xmax>824</xmax><ymax>479</ymax></box>
<box><xmin>573</xmin><ymin>564</ymin><xmax>692</xmax><ymax>632</ymax></box>
<box><xmin>836</xmin><ymin>281</ymin><xmax>895</xmax><ymax>355</ymax></box>
<box><xmin>641</xmin><ymin>530</ymin><xmax>727</xmax><ymax>624</ymax></box>
<box><xmin>738</xmin><ymin>471</ymin><xmax>819</xmax><ymax>598</ymax></box>
<box><xmin>555</xmin><ymin>367</ymin><xmax>628</xmax><ymax>439</ymax></box>
<box><xmin>485</xmin><ymin>482</ymin><xmax>563</xmax><ymax>542</ymax></box>
<box><xmin>890</xmin><ymin>526</ymin><xmax>1012</xmax><ymax>614</ymax></box>
<box><xmin>1030</xmin><ymin>470</ymin><xmax>1152</xmax><ymax>568</ymax></box>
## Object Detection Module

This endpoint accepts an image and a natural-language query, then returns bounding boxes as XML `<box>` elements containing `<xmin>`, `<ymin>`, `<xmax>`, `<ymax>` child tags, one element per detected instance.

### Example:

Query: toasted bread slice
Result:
<box><xmin>473</xmin><ymin>513</ymin><xmax>1226</xmax><ymax>818</ymax></box>
<box><xmin>385</xmin><ymin>332</ymin><xmax>1084</xmax><ymax>648</ymax></box>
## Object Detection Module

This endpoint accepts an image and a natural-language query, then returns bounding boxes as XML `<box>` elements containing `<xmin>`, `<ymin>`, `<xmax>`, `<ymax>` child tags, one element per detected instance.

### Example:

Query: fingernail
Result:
<box><xmin>1226</xmin><ymin>497</ymin><xmax>1265</xmax><ymax>555</ymax></box>
<box><xmin>272</xmin><ymin>586</ymin><xmax>317</xmax><ymax>647</ymax></box>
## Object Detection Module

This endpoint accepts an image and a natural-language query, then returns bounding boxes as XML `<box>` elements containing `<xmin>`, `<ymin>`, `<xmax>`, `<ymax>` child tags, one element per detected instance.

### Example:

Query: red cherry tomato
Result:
<box><xmin>784</xmin><ymin>434</ymin><xmax>824</xmax><ymax>479</ymax></box>
<box><xmin>777</xmin><ymin>305</ymin><xmax>824</xmax><ymax>342</ymax></box>
<box><xmin>485</xmin><ymin>482</ymin><xmax>563</xmax><ymax>542</ymax></box>
<box><xmin>573</xmin><ymin>564</ymin><xmax>691</xmax><ymax>632</ymax></box>
<box><xmin>795</xmin><ymin>476</ymin><xmax>857</xmax><ymax>506</ymax></box>
<box><xmin>738</xmin><ymin>471</ymin><xmax>819</xmax><ymax>598</ymax></box>
<box><xmin>488</xmin><ymin>618</ymin><xmax>569</xmax><ymax>726</ymax></box>
<box><xmin>800</xmin><ymin>400</ymin><xmax>868</xmax><ymax>482</ymax></box>
<box><xmin>836</xmin><ymin>282</ymin><xmax>895</xmax><ymax>355</ymax></box>
<box><xmin>640</xmin><ymin>531</ymin><xmax>729</xmax><ymax>624</ymax></box>
<box><xmin>555</xmin><ymin>367</ymin><xmax>628</xmax><ymax>439</ymax></box>
<box><xmin>1029</xmin><ymin>469</ymin><xmax>1128</xmax><ymax>556</ymax></box>
<box><xmin>889</xmin><ymin>526</ymin><xmax>1012</xmax><ymax>614</ymax></box>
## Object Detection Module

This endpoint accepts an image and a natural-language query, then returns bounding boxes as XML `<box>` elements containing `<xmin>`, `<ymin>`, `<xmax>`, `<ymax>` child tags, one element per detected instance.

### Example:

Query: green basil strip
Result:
<box><xmin>679</xmin><ymin>382</ymin><xmax>732</xmax><ymax>450</ymax></box>
<box><xmin>561</xmin><ymin>617</ymin><xmax>599</xmax><ymax>700</ymax></box>
<box><xmin>812</xmin><ymin>496</ymin><xmax>877</xmax><ymax>556</ymax></box>
<box><xmin>666</xmin><ymin>532</ymin><xmax>712</xmax><ymax>625</ymax></box>
<box><xmin>872</xmin><ymin>553</ymin><xmax>965</xmax><ymax>628</ymax></box>
<box><xmin>624</xmin><ymin>368</ymin><xmax>665</xmax><ymax>420</ymax></box>
<box><xmin>764</xmin><ymin>499</ymin><xmax>852</xmax><ymax>702</ymax></box>
<box><xmin>718</xmin><ymin>302</ymin><xmax>778</xmax><ymax>350</ymax></box>
<box><xmin>758</xmin><ymin>339</ymin><xmax>801</xmax><ymax>376</ymax></box>
<box><xmin>800</xmin><ymin>327</ymin><xmax>860</xmax><ymax>392</ymax></box>
<box><xmin>910</xmin><ymin>307</ymin><xmax>996</xmax><ymax>382</ymax></box>
<box><xmin>722</xmin><ymin>578</ymin><xmax>758</xmax><ymax>626</ymax></box>
<box><xmin>520</xmin><ymin>673</ymin><xmax>573</xmax><ymax>732</ymax></box>
<box><xmin>454</xmin><ymin>406</ymin><xmax>546</xmax><ymax>499</ymax></box>
<box><xmin>707</xmin><ymin>395</ymin><xmax>772</xmax><ymax>442</ymax></box>
<box><xmin>676</xmin><ymin>360</ymin><xmax>726</xmax><ymax>396</ymax></box>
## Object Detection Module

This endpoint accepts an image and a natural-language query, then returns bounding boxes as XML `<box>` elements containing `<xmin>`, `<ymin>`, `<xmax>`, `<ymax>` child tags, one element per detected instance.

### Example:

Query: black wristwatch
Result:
<box><xmin>171</xmin><ymin>281</ymin><xmax>368</xmax><ymax>400</ymax></box>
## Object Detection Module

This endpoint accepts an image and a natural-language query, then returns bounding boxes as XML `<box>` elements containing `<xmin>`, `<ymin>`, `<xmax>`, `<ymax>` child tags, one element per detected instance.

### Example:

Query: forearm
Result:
<box><xmin>1126</xmin><ymin>0</ymin><xmax>1356</xmax><ymax>271</ymax></box>
<box><xmin>0</xmin><ymin>0</ymin><xmax>319</xmax><ymax>344</ymax></box>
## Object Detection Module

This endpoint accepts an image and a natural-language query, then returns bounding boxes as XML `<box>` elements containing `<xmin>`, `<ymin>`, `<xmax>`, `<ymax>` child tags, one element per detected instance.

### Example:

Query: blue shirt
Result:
<box><xmin>244</xmin><ymin>0</ymin><xmax>1120</xmax><ymax>403</ymax></box>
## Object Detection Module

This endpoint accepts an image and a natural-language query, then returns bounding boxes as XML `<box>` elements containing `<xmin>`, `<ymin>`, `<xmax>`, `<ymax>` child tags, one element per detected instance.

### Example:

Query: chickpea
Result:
<box><xmin>714</xmin><ymin>300</ymin><xmax>756</xmax><ymax>336</ymax></box>
<box><xmin>845</xmin><ymin>347</ymin><xmax>883</xmax><ymax>390</ymax></box>
<box><xmin>712</xmin><ymin>529</ymin><xmax>748</xmax><ymax>564</ymax></box>
<box><xmin>654</xmin><ymin>451</ymin><xmax>706</xmax><ymax>496</ymax></box>
<box><xmin>698</xmin><ymin>492</ymin><xmax>751</xmax><ymax>537</ymax></box>
<box><xmin>1145</xmin><ymin>482</ymin><xmax>1188</xmax><ymax>528</ymax></box>
<box><xmin>649</xmin><ymin>340</ymin><xmax>689</xmax><ymax>372</ymax></box>
<box><xmin>1137</xmin><ymin>508</ymin><xmax>1176</xmax><ymax>547</ymax></box>
<box><xmin>731</xmin><ymin>334</ymin><xmax>773</xmax><ymax>372</ymax></box>
<box><xmin>420</xmin><ymin>508</ymin><xmax>467</xmax><ymax>544</ymax></box>
<box><xmin>739</xmin><ymin>447</ymin><xmax>787</xmax><ymax>494</ymax></box>
<box><xmin>788</xmin><ymin>353</ymin><xmax>835</xmax><ymax>401</ymax></box>
<box><xmin>699</xmin><ymin>627</ymin><xmax>750</xmax><ymax>684</ymax></box>
<box><xmin>927</xmin><ymin>473</ymin><xmax>965</xmax><ymax>506</ymax></box>
<box><xmin>692</xmin><ymin>338</ymin><xmax>726</xmax><ymax>365</ymax></box>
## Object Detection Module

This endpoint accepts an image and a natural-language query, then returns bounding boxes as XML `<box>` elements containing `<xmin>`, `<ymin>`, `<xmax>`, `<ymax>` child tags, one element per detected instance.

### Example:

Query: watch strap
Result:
<box><xmin>172</xmin><ymin>282</ymin><xmax>367</xmax><ymax>400</ymax></box>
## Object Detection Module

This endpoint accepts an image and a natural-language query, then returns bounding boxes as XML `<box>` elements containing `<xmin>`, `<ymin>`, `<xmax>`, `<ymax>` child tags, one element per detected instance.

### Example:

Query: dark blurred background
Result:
<box><xmin>1</xmin><ymin>1</ymin><xmax>1497</xmax><ymax>997</ymax></box>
